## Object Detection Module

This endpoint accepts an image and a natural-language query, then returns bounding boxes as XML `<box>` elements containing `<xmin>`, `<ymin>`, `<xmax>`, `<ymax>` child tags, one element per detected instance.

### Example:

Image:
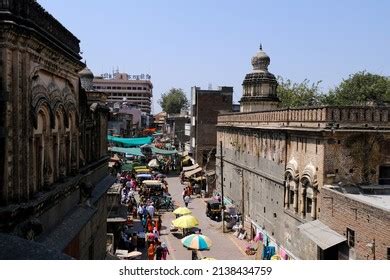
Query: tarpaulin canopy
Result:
<box><xmin>193</xmin><ymin>176</ymin><xmax>206</xmax><ymax>182</ymax></box>
<box><xmin>110</xmin><ymin>154</ymin><xmax>120</xmax><ymax>161</ymax></box>
<box><xmin>121</xmin><ymin>163</ymin><xmax>133</xmax><ymax>171</ymax></box>
<box><xmin>184</xmin><ymin>167</ymin><xmax>202</xmax><ymax>178</ymax></box>
<box><xmin>109</xmin><ymin>147</ymin><xmax>145</xmax><ymax>157</ymax></box>
<box><xmin>182</xmin><ymin>163</ymin><xmax>199</xmax><ymax>172</ymax></box>
<box><xmin>151</xmin><ymin>146</ymin><xmax>178</xmax><ymax>155</ymax></box>
<box><xmin>107</xmin><ymin>136</ymin><xmax>153</xmax><ymax>147</ymax></box>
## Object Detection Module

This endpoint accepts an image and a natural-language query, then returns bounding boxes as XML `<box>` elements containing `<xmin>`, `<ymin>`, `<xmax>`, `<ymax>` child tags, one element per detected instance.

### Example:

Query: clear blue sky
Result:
<box><xmin>38</xmin><ymin>0</ymin><xmax>390</xmax><ymax>113</ymax></box>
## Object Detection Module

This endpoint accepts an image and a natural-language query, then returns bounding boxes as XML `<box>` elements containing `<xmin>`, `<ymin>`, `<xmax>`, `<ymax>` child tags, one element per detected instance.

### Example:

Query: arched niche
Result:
<box><xmin>284</xmin><ymin>158</ymin><xmax>299</xmax><ymax>211</ymax></box>
<box><xmin>300</xmin><ymin>163</ymin><xmax>318</xmax><ymax>219</ymax></box>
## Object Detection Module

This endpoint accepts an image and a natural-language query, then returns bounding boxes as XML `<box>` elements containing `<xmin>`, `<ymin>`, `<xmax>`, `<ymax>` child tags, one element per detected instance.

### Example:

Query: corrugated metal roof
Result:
<box><xmin>298</xmin><ymin>220</ymin><xmax>346</xmax><ymax>250</ymax></box>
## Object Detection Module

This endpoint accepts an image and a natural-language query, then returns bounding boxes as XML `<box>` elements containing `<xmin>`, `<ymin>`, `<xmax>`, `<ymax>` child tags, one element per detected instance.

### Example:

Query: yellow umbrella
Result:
<box><xmin>172</xmin><ymin>215</ymin><xmax>199</xmax><ymax>229</ymax></box>
<box><xmin>173</xmin><ymin>207</ymin><xmax>192</xmax><ymax>216</ymax></box>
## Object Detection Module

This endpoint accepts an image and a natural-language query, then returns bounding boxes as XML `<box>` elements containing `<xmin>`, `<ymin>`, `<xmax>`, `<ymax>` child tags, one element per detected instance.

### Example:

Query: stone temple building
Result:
<box><xmin>0</xmin><ymin>0</ymin><xmax>113</xmax><ymax>259</ymax></box>
<box><xmin>216</xmin><ymin>46</ymin><xmax>390</xmax><ymax>259</ymax></box>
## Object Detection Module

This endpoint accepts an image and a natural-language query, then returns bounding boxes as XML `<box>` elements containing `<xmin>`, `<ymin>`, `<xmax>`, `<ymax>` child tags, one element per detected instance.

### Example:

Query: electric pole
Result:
<box><xmin>220</xmin><ymin>140</ymin><xmax>225</xmax><ymax>233</ymax></box>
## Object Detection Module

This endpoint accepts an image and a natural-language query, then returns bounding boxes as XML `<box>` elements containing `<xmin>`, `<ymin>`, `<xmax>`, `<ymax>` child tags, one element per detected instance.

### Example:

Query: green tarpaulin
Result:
<box><xmin>109</xmin><ymin>147</ymin><xmax>145</xmax><ymax>157</ymax></box>
<box><xmin>121</xmin><ymin>163</ymin><xmax>133</xmax><ymax>171</ymax></box>
<box><xmin>151</xmin><ymin>146</ymin><xmax>178</xmax><ymax>155</ymax></box>
<box><xmin>107</xmin><ymin>136</ymin><xmax>153</xmax><ymax>147</ymax></box>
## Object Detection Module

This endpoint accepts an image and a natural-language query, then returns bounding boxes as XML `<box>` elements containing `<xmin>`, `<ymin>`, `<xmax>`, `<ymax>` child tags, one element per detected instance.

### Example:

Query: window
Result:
<box><xmin>379</xmin><ymin>165</ymin><xmax>390</xmax><ymax>185</ymax></box>
<box><xmin>347</xmin><ymin>228</ymin><xmax>355</xmax><ymax>248</ymax></box>
<box><xmin>289</xmin><ymin>190</ymin><xmax>294</xmax><ymax>207</ymax></box>
<box><xmin>306</xmin><ymin>197</ymin><xmax>312</xmax><ymax>214</ymax></box>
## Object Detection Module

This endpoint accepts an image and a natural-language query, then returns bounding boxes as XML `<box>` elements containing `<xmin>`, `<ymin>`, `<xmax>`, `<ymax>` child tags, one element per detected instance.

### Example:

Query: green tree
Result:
<box><xmin>277</xmin><ymin>76</ymin><xmax>323</xmax><ymax>108</ymax></box>
<box><xmin>158</xmin><ymin>88</ymin><xmax>189</xmax><ymax>114</ymax></box>
<box><xmin>322</xmin><ymin>71</ymin><xmax>390</xmax><ymax>106</ymax></box>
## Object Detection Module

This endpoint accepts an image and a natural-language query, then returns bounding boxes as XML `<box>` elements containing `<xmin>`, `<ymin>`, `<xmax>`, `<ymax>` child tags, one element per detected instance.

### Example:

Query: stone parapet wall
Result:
<box><xmin>0</xmin><ymin>0</ymin><xmax>80</xmax><ymax>55</ymax></box>
<box><xmin>218</xmin><ymin>106</ymin><xmax>390</xmax><ymax>129</ymax></box>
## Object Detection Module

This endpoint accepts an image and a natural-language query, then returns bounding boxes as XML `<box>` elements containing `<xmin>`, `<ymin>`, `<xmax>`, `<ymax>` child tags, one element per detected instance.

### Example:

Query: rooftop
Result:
<box><xmin>324</xmin><ymin>185</ymin><xmax>390</xmax><ymax>212</ymax></box>
<box><xmin>0</xmin><ymin>0</ymin><xmax>80</xmax><ymax>57</ymax></box>
<box><xmin>218</xmin><ymin>106</ymin><xmax>390</xmax><ymax>130</ymax></box>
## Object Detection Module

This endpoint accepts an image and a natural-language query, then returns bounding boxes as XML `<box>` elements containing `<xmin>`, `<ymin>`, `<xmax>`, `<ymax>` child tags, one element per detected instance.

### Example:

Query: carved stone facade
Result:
<box><xmin>217</xmin><ymin>106</ymin><xmax>390</xmax><ymax>259</ymax></box>
<box><xmin>217</xmin><ymin>48</ymin><xmax>390</xmax><ymax>259</ymax></box>
<box><xmin>0</xmin><ymin>1</ymin><xmax>113</xmax><ymax>259</ymax></box>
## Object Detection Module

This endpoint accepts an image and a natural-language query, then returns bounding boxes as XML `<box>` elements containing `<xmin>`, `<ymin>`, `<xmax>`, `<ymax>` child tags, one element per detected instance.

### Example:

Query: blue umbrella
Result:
<box><xmin>181</xmin><ymin>234</ymin><xmax>212</xmax><ymax>251</ymax></box>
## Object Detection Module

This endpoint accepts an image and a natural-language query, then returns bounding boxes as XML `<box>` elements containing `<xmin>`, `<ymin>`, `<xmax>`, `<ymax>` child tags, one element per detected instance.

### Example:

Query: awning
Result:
<box><xmin>298</xmin><ymin>220</ymin><xmax>346</xmax><ymax>250</ymax></box>
<box><xmin>193</xmin><ymin>176</ymin><xmax>206</xmax><ymax>182</ymax></box>
<box><xmin>151</xmin><ymin>146</ymin><xmax>178</xmax><ymax>155</ymax></box>
<box><xmin>110</xmin><ymin>154</ymin><xmax>120</xmax><ymax>161</ymax></box>
<box><xmin>109</xmin><ymin>147</ymin><xmax>145</xmax><ymax>157</ymax></box>
<box><xmin>107</xmin><ymin>135</ymin><xmax>153</xmax><ymax>147</ymax></box>
<box><xmin>184</xmin><ymin>167</ymin><xmax>202</xmax><ymax>178</ymax></box>
<box><xmin>182</xmin><ymin>163</ymin><xmax>199</xmax><ymax>172</ymax></box>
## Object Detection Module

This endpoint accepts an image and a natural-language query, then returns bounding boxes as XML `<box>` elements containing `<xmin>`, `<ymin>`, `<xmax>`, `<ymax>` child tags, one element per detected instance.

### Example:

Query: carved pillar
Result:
<box><xmin>59</xmin><ymin>137</ymin><xmax>66</xmax><ymax>178</ymax></box>
<box><xmin>293</xmin><ymin>188</ymin><xmax>298</xmax><ymax>213</ymax></box>
<box><xmin>43</xmin><ymin>135</ymin><xmax>52</xmax><ymax>187</ymax></box>
<box><xmin>284</xmin><ymin>181</ymin><xmax>289</xmax><ymax>209</ymax></box>
<box><xmin>300</xmin><ymin>187</ymin><xmax>306</xmax><ymax>218</ymax></box>
<box><xmin>311</xmin><ymin>191</ymin><xmax>317</xmax><ymax>219</ymax></box>
<box><xmin>70</xmin><ymin>134</ymin><xmax>77</xmax><ymax>173</ymax></box>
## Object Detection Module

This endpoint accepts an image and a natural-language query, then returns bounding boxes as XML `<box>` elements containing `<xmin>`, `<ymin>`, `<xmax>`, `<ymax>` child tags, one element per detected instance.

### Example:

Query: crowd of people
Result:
<box><xmin>112</xmin><ymin>160</ymin><xmax>174</xmax><ymax>260</ymax></box>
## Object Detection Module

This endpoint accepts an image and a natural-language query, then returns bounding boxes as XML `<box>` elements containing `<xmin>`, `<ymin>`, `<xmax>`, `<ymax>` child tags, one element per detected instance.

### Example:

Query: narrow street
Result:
<box><xmin>156</xmin><ymin>175</ymin><xmax>253</xmax><ymax>260</ymax></box>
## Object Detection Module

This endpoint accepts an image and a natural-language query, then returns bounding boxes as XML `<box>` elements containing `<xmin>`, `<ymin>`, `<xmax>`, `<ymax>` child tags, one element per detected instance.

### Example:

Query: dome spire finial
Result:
<box><xmin>259</xmin><ymin>43</ymin><xmax>262</xmax><ymax>50</ymax></box>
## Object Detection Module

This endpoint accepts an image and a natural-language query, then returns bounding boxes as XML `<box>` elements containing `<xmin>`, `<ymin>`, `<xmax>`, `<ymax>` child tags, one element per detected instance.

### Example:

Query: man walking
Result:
<box><xmin>184</xmin><ymin>195</ymin><xmax>190</xmax><ymax>207</ymax></box>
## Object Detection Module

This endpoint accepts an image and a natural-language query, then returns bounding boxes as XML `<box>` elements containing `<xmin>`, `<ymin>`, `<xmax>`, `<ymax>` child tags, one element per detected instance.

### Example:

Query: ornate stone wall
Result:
<box><xmin>216</xmin><ymin>105</ymin><xmax>390</xmax><ymax>259</ymax></box>
<box><xmin>0</xmin><ymin>26</ymin><xmax>82</xmax><ymax>205</ymax></box>
<box><xmin>0</xmin><ymin>1</ymin><xmax>112</xmax><ymax>260</ymax></box>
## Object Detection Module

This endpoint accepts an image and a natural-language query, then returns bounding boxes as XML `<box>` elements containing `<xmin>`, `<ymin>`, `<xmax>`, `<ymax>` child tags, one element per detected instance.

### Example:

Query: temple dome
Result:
<box><xmin>79</xmin><ymin>66</ymin><xmax>94</xmax><ymax>79</ymax></box>
<box><xmin>79</xmin><ymin>66</ymin><xmax>94</xmax><ymax>91</ymax></box>
<box><xmin>251</xmin><ymin>44</ymin><xmax>270</xmax><ymax>72</ymax></box>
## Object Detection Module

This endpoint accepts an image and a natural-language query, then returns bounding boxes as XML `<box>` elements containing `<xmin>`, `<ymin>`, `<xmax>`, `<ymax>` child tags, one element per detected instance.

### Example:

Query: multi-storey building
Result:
<box><xmin>216</xmin><ymin>46</ymin><xmax>390</xmax><ymax>259</ymax></box>
<box><xmin>0</xmin><ymin>0</ymin><xmax>113</xmax><ymax>259</ymax></box>
<box><xmin>93</xmin><ymin>73</ymin><xmax>153</xmax><ymax>114</ymax></box>
<box><xmin>190</xmin><ymin>86</ymin><xmax>233</xmax><ymax>167</ymax></box>
<box><xmin>166</xmin><ymin>110</ymin><xmax>191</xmax><ymax>150</ymax></box>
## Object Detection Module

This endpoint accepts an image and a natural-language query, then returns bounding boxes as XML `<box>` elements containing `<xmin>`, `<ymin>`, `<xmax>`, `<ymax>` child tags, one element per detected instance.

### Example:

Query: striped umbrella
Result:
<box><xmin>181</xmin><ymin>234</ymin><xmax>212</xmax><ymax>251</ymax></box>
